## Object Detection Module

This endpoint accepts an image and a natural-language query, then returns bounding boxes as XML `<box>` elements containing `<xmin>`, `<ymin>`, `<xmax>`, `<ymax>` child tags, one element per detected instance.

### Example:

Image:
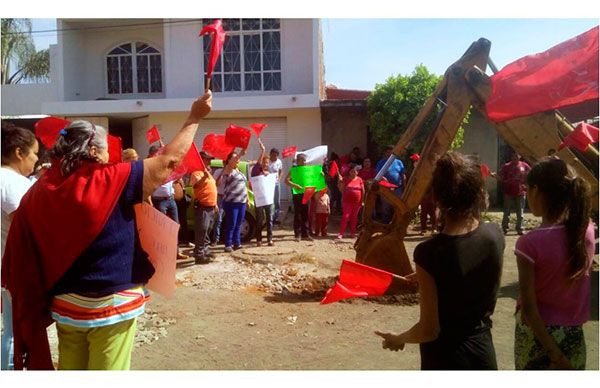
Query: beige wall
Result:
<box><xmin>321</xmin><ymin>105</ymin><xmax>369</xmax><ymax>160</ymax></box>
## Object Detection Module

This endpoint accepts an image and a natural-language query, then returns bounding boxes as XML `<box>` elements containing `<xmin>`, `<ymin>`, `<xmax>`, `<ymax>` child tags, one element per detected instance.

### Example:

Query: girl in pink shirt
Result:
<box><xmin>514</xmin><ymin>157</ymin><xmax>594</xmax><ymax>370</ymax></box>
<box><xmin>337</xmin><ymin>164</ymin><xmax>364</xmax><ymax>239</ymax></box>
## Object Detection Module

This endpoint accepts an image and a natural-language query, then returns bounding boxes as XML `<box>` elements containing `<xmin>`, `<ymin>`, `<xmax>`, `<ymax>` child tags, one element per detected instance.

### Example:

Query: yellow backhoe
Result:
<box><xmin>354</xmin><ymin>38</ymin><xmax>599</xmax><ymax>293</ymax></box>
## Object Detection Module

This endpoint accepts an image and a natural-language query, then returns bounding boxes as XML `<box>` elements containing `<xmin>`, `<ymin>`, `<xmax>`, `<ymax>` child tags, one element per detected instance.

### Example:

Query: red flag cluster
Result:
<box><xmin>486</xmin><ymin>26</ymin><xmax>599</xmax><ymax>123</ymax></box>
<box><xmin>558</xmin><ymin>122</ymin><xmax>599</xmax><ymax>152</ymax></box>
<box><xmin>199</xmin><ymin>19</ymin><xmax>226</xmax><ymax>80</ymax></box>
<box><xmin>320</xmin><ymin>260</ymin><xmax>393</xmax><ymax>304</ymax></box>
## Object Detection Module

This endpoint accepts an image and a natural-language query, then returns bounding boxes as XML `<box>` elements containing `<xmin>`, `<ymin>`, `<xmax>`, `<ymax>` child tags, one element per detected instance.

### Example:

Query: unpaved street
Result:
<box><xmin>123</xmin><ymin>211</ymin><xmax>599</xmax><ymax>371</ymax></box>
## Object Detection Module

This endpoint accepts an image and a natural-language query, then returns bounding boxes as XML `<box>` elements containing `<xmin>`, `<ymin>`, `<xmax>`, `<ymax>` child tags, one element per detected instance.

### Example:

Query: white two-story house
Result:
<box><xmin>2</xmin><ymin>18</ymin><xmax>325</xmax><ymax>200</ymax></box>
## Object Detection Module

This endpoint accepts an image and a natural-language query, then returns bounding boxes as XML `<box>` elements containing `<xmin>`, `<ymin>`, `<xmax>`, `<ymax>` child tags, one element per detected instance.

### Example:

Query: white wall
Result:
<box><xmin>1</xmin><ymin>84</ymin><xmax>58</xmax><ymax>116</ymax></box>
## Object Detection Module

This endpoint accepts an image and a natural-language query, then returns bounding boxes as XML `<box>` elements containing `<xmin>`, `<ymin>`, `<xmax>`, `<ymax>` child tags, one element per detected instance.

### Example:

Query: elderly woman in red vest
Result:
<box><xmin>1</xmin><ymin>92</ymin><xmax>212</xmax><ymax>370</ymax></box>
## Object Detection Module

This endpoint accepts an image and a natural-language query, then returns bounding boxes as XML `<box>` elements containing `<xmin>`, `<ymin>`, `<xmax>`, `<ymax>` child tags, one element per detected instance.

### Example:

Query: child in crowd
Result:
<box><xmin>314</xmin><ymin>188</ymin><xmax>331</xmax><ymax>237</ymax></box>
<box><xmin>337</xmin><ymin>164</ymin><xmax>364</xmax><ymax>239</ymax></box>
<box><xmin>514</xmin><ymin>158</ymin><xmax>594</xmax><ymax>370</ymax></box>
<box><xmin>375</xmin><ymin>151</ymin><xmax>504</xmax><ymax>370</ymax></box>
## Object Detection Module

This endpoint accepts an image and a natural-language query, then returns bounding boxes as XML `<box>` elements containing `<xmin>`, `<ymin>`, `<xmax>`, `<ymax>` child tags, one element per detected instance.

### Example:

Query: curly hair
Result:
<box><xmin>50</xmin><ymin>120</ymin><xmax>108</xmax><ymax>176</ymax></box>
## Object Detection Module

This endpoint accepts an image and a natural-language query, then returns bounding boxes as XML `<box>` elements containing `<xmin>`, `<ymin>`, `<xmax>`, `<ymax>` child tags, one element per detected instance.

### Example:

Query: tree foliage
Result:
<box><xmin>368</xmin><ymin>64</ymin><xmax>467</xmax><ymax>157</ymax></box>
<box><xmin>1</xmin><ymin>18</ymin><xmax>50</xmax><ymax>84</ymax></box>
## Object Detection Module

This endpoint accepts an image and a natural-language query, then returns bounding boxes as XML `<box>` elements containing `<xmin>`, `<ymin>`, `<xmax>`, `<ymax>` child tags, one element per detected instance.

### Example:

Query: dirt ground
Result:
<box><xmin>115</xmin><ymin>210</ymin><xmax>597</xmax><ymax>371</ymax></box>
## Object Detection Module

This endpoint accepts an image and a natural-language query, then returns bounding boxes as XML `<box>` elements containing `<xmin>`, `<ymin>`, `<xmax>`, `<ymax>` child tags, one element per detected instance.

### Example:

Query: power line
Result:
<box><xmin>2</xmin><ymin>18</ymin><xmax>208</xmax><ymax>36</ymax></box>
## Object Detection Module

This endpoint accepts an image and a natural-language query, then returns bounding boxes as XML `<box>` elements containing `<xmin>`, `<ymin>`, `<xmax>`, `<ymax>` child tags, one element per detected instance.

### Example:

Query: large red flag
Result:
<box><xmin>202</xmin><ymin>133</ymin><xmax>235</xmax><ymax>161</ymax></box>
<box><xmin>320</xmin><ymin>260</ymin><xmax>394</xmax><ymax>304</ymax></box>
<box><xmin>302</xmin><ymin>186</ymin><xmax>316</xmax><ymax>204</ymax></box>
<box><xmin>199</xmin><ymin>19</ymin><xmax>226</xmax><ymax>80</ymax></box>
<box><xmin>378</xmin><ymin>180</ymin><xmax>398</xmax><ymax>189</ymax></box>
<box><xmin>34</xmin><ymin>117</ymin><xmax>71</xmax><ymax>149</ymax></box>
<box><xmin>558</xmin><ymin>122</ymin><xmax>600</xmax><ymax>152</ymax></box>
<box><xmin>282</xmin><ymin>145</ymin><xmax>297</xmax><ymax>158</ymax></box>
<box><xmin>250</xmin><ymin>123</ymin><xmax>267</xmax><ymax>138</ymax></box>
<box><xmin>146</xmin><ymin>125</ymin><xmax>161</xmax><ymax>144</ymax></box>
<box><xmin>486</xmin><ymin>26</ymin><xmax>599</xmax><ymax>123</ymax></box>
<box><xmin>107</xmin><ymin>135</ymin><xmax>122</xmax><ymax>163</ymax></box>
<box><xmin>225</xmin><ymin>124</ymin><xmax>252</xmax><ymax>149</ymax></box>
<box><xmin>328</xmin><ymin>160</ymin><xmax>339</xmax><ymax>178</ymax></box>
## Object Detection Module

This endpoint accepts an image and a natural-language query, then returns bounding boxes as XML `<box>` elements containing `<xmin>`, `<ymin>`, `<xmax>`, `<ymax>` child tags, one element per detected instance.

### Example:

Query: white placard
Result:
<box><xmin>250</xmin><ymin>173</ymin><xmax>277</xmax><ymax>208</ymax></box>
<box><xmin>296</xmin><ymin>145</ymin><xmax>328</xmax><ymax>165</ymax></box>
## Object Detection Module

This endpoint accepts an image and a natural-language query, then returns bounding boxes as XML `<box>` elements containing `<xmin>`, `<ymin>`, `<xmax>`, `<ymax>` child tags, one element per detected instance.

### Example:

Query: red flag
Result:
<box><xmin>282</xmin><ymin>145</ymin><xmax>297</xmax><ymax>158</ymax></box>
<box><xmin>486</xmin><ymin>26</ymin><xmax>599</xmax><ymax>123</ymax></box>
<box><xmin>154</xmin><ymin>142</ymin><xmax>205</xmax><ymax>183</ymax></box>
<box><xmin>250</xmin><ymin>123</ymin><xmax>267</xmax><ymax>138</ymax></box>
<box><xmin>225</xmin><ymin>124</ymin><xmax>252</xmax><ymax>149</ymax></box>
<box><xmin>320</xmin><ymin>260</ymin><xmax>393</xmax><ymax>304</ymax></box>
<box><xmin>202</xmin><ymin>133</ymin><xmax>235</xmax><ymax>161</ymax></box>
<box><xmin>146</xmin><ymin>125</ymin><xmax>161</xmax><ymax>144</ymax></box>
<box><xmin>558</xmin><ymin>122</ymin><xmax>600</xmax><ymax>152</ymax></box>
<box><xmin>328</xmin><ymin>160</ymin><xmax>339</xmax><ymax>178</ymax></box>
<box><xmin>480</xmin><ymin>163</ymin><xmax>491</xmax><ymax>178</ymax></box>
<box><xmin>302</xmin><ymin>186</ymin><xmax>316</xmax><ymax>204</ymax></box>
<box><xmin>199</xmin><ymin>19</ymin><xmax>226</xmax><ymax>79</ymax></box>
<box><xmin>410</xmin><ymin>153</ymin><xmax>420</xmax><ymax>162</ymax></box>
<box><xmin>107</xmin><ymin>135</ymin><xmax>122</xmax><ymax>163</ymax></box>
<box><xmin>34</xmin><ymin>116</ymin><xmax>71</xmax><ymax>149</ymax></box>
<box><xmin>378</xmin><ymin>180</ymin><xmax>398</xmax><ymax>189</ymax></box>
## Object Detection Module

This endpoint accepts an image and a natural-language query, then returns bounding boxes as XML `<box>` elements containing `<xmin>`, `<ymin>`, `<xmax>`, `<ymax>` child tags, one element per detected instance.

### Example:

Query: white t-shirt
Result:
<box><xmin>1</xmin><ymin>167</ymin><xmax>33</xmax><ymax>257</ymax></box>
<box><xmin>268</xmin><ymin>158</ymin><xmax>282</xmax><ymax>181</ymax></box>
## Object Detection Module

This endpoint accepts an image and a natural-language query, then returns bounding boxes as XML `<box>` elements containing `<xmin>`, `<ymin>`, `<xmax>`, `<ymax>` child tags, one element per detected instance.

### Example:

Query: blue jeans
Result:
<box><xmin>223</xmin><ymin>201</ymin><xmax>246</xmax><ymax>248</ymax></box>
<box><xmin>153</xmin><ymin>196</ymin><xmax>179</xmax><ymax>224</ymax></box>
<box><xmin>502</xmin><ymin>194</ymin><xmax>525</xmax><ymax>233</ymax></box>
<box><xmin>1</xmin><ymin>288</ymin><xmax>14</xmax><ymax>370</ymax></box>
<box><xmin>272</xmin><ymin>182</ymin><xmax>281</xmax><ymax>223</ymax></box>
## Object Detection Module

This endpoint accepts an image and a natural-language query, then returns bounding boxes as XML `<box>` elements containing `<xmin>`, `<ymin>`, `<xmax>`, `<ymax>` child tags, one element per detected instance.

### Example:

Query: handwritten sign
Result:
<box><xmin>134</xmin><ymin>202</ymin><xmax>180</xmax><ymax>298</ymax></box>
<box><xmin>290</xmin><ymin>165</ymin><xmax>327</xmax><ymax>195</ymax></box>
<box><xmin>250</xmin><ymin>173</ymin><xmax>277</xmax><ymax>208</ymax></box>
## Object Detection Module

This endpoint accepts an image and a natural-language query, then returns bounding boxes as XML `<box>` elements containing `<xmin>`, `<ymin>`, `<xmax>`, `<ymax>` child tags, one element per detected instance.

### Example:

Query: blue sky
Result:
<box><xmin>30</xmin><ymin>18</ymin><xmax>598</xmax><ymax>91</ymax></box>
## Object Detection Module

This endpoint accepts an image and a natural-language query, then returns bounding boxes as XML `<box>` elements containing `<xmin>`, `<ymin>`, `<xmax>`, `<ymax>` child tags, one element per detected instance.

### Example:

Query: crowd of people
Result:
<box><xmin>0</xmin><ymin>91</ymin><xmax>596</xmax><ymax>371</ymax></box>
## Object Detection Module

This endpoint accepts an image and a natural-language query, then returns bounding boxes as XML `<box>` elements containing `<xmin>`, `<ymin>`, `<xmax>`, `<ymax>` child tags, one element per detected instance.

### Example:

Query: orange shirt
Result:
<box><xmin>190</xmin><ymin>170</ymin><xmax>217</xmax><ymax>206</ymax></box>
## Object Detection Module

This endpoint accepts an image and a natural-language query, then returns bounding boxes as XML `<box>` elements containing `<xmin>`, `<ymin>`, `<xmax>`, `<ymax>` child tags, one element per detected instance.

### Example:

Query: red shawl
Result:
<box><xmin>1</xmin><ymin>161</ymin><xmax>131</xmax><ymax>369</ymax></box>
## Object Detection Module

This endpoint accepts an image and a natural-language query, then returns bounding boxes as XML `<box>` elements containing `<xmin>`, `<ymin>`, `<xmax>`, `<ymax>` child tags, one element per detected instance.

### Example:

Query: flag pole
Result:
<box><xmin>205</xmin><ymin>76</ymin><xmax>211</xmax><ymax>92</ymax></box>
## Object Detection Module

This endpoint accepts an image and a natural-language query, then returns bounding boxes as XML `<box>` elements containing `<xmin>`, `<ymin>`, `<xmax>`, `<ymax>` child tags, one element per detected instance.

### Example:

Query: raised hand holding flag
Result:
<box><xmin>199</xmin><ymin>19</ymin><xmax>226</xmax><ymax>90</ymax></box>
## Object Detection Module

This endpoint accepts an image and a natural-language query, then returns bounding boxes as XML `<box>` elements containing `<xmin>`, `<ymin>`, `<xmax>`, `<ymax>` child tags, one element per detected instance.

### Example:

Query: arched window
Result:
<box><xmin>106</xmin><ymin>42</ymin><xmax>162</xmax><ymax>95</ymax></box>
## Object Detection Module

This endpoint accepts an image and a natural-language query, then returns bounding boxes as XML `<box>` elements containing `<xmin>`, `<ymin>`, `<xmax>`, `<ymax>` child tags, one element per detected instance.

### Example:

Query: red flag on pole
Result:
<box><xmin>480</xmin><ymin>163</ymin><xmax>491</xmax><ymax>178</ymax></box>
<box><xmin>34</xmin><ymin>116</ymin><xmax>71</xmax><ymax>149</ymax></box>
<box><xmin>146</xmin><ymin>125</ymin><xmax>161</xmax><ymax>144</ymax></box>
<box><xmin>486</xmin><ymin>26</ymin><xmax>599</xmax><ymax>123</ymax></box>
<box><xmin>320</xmin><ymin>260</ymin><xmax>393</xmax><ymax>304</ymax></box>
<box><xmin>250</xmin><ymin>123</ymin><xmax>267</xmax><ymax>138</ymax></box>
<box><xmin>328</xmin><ymin>160</ymin><xmax>339</xmax><ymax>178</ymax></box>
<box><xmin>107</xmin><ymin>135</ymin><xmax>122</xmax><ymax>163</ymax></box>
<box><xmin>302</xmin><ymin>186</ymin><xmax>316</xmax><ymax>204</ymax></box>
<box><xmin>199</xmin><ymin>19</ymin><xmax>226</xmax><ymax>80</ymax></box>
<box><xmin>225</xmin><ymin>124</ymin><xmax>252</xmax><ymax>149</ymax></box>
<box><xmin>202</xmin><ymin>133</ymin><xmax>235</xmax><ymax>161</ymax></box>
<box><xmin>282</xmin><ymin>145</ymin><xmax>297</xmax><ymax>158</ymax></box>
<box><xmin>558</xmin><ymin>122</ymin><xmax>600</xmax><ymax>152</ymax></box>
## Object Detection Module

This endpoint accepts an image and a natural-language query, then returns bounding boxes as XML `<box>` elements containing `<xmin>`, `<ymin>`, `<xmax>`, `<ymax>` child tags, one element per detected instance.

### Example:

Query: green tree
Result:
<box><xmin>368</xmin><ymin>64</ymin><xmax>467</xmax><ymax>157</ymax></box>
<box><xmin>1</xmin><ymin>18</ymin><xmax>49</xmax><ymax>84</ymax></box>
